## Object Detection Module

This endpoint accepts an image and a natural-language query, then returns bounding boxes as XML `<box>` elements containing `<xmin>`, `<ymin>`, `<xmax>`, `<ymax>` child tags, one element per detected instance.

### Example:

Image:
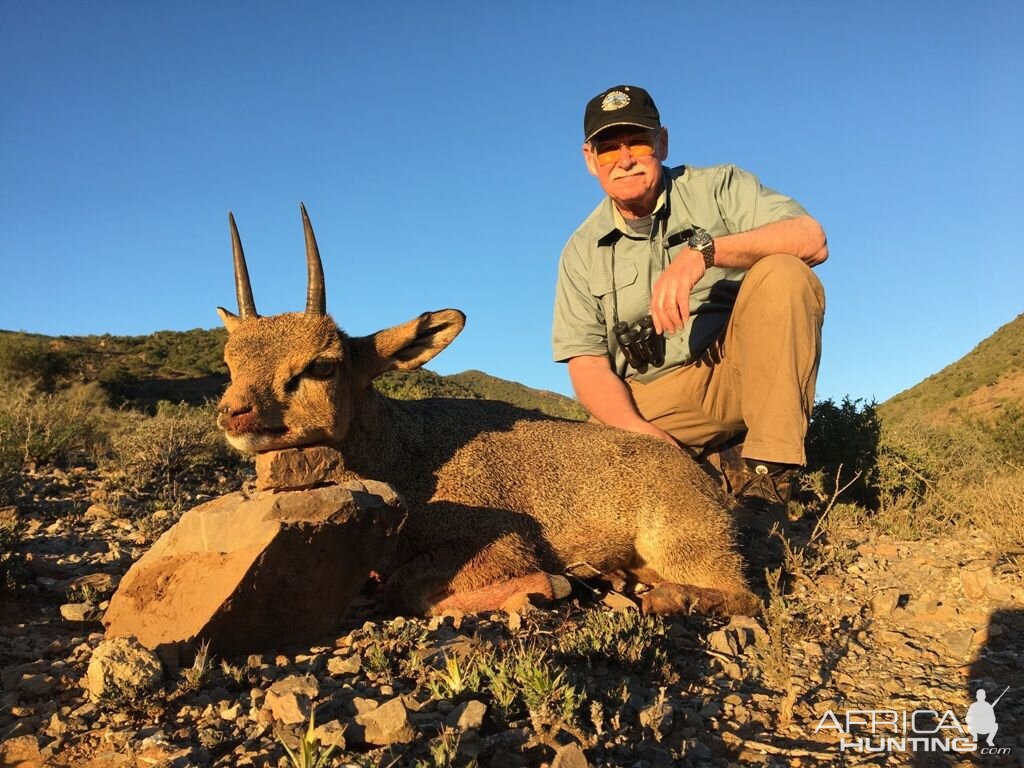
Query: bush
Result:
<box><xmin>103</xmin><ymin>401</ymin><xmax>246</xmax><ymax>510</ymax></box>
<box><xmin>97</xmin><ymin>363</ymin><xmax>142</xmax><ymax>407</ymax></box>
<box><xmin>0</xmin><ymin>333</ymin><xmax>76</xmax><ymax>391</ymax></box>
<box><xmin>873</xmin><ymin>419</ymin><xmax>995</xmax><ymax>530</ymax></box>
<box><xmin>0</xmin><ymin>381</ymin><xmax>113</xmax><ymax>472</ymax></box>
<box><xmin>803</xmin><ymin>394</ymin><xmax>1021</xmax><ymax>541</ymax></box>
<box><xmin>804</xmin><ymin>397</ymin><xmax>880</xmax><ymax>507</ymax></box>
<box><xmin>985</xmin><ymin>401</ymin><xmax>1024</xmax><ymax>467</ymax></box>
<box><xmin>968</xmin><ymin>469</ymin><xmax>1024</xmax><ymax>561</ymax></box>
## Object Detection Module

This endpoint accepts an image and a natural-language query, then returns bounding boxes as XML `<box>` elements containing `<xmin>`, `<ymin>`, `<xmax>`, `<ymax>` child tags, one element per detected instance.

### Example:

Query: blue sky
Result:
<box><xmin>2</xmin><ymin>2</ymin><xmax>1022</xmax><ymax>405</ymax></box>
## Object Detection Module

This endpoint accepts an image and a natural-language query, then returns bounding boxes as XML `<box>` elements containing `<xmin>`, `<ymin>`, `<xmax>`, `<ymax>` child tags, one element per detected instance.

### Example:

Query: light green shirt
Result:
<box><xmin>552</xmin><ymin>164</ymin><xmax>808</xmax><ymax>382</ymax></box>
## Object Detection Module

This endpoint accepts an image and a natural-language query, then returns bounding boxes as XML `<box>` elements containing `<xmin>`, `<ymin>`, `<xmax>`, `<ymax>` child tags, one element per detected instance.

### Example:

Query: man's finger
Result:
<box><xmin>663</xmin><ymin>297</ymin><xmax>684</xmax><ymax>335</ymax></box>
<box><xmin>651</xmin><ymin>288</ymin><xmax>666</xmax><ymax>334</ymax></box>
<box><xmin>657</xmin><ymin>285</ymin><xmax>678</xmax><ymax>333</ymax></box>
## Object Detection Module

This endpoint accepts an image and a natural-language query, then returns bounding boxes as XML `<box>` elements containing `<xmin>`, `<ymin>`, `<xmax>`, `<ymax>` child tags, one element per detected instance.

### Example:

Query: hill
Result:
<box><xmin>448</xmin><ymin>369</ymin><xmax>588</xmax><ymax>421</ymax></box>
<box><xmin>879</xmin><ymin>312</ymin><xmax>1024</xmax><ymax>423</ymax></box>
<box><xmin>0</xmin><ymin>328</ymin><xmax>587</xmax><ymax>420</ymax></box>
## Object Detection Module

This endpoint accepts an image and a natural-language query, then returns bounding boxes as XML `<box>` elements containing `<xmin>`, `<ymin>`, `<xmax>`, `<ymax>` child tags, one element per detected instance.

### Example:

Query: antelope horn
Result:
<box><xmin>301</xmin><ymin>203</ymin><xmax>326</xmax><ymax>316</ymax></box>
<box><xmin>229</xmin><ymin>212</ymin><xmax>258</xmax><ymax>318</ymax></box>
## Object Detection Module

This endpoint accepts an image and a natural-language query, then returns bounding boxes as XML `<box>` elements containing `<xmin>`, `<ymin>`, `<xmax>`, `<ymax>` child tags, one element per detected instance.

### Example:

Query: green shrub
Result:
<box><xmin>804</xmin><ymin>394</ymin><xmax>1021</xmax><ymax>541</ymax></box>
<box><xmin>985</xmin><ymin>401</ymin><xmax>1024</xmax><ymax>467</ymax></box>
<box><xmin>103</xmin><ymin>401</ymin><xmax>245</xmax><ymax>510</ymax></box>
<box><xmin>0</xmin><ymin>381</ymin><xmax>113</xmax><ymax>472</ymax></box>
<box><xmin>139</xmin><ymin>328</ymin><xmax>227</xmax><ymax>377</ymax></box>
<box><xmin>805</xmin><ymin>397</ymin><xmax>881</xmax><ymax>506</ymax></box>
<box><xmin>0</xmin><ymin>333</ymin><xmax>75</xmax><ymax>390</ymax></box>
<box><xmin>876</xmin><ymin>420</ymin><xmax>992</xmax><ymax>514</ymax></box>
<box><xmin>97</xmin><ymin>363</ymin><xmax>142</xmax><ymax>407</ymax></box>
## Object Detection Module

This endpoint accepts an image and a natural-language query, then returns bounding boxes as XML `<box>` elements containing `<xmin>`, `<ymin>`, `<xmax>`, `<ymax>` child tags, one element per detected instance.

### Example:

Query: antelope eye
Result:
<box><xmin>304</xmin><ymin>359</ymin><xmax>337</xmax><ymax>380</ymax></box>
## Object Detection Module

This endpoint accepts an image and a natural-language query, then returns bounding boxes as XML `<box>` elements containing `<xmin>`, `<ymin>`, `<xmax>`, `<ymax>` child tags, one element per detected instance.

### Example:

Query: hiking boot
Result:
<box><xmin>732</xmin><ymin>459</ymin><xmax>799</xmax><ymax>533</ymax></box>
<box><xmin>737</xmin><ymin>459</ymin><xmax>797</xmax><ymax>506</ymax></box>
<box><xmin>700</xmin><ymin>438</ymin><xmax>749</xmax><ymax>493</ymax></box>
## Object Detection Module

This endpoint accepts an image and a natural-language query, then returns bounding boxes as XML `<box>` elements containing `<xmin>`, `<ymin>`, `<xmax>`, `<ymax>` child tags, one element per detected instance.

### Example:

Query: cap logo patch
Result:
<box><xmin>601</xmin><ymin>90</ymin><xmax>630</xmax><ymax>111</ymax></box>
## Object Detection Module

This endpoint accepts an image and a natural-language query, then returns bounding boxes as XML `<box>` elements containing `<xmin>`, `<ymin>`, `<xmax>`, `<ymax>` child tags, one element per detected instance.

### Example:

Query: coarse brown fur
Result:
<box><xmin>216</xmin><ymin>209</ymin><xmax>760</xmax><ymax>618</ymax></box>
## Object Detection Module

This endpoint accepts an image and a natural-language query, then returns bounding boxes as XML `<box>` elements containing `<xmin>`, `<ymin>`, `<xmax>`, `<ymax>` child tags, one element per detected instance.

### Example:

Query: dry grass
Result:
<box><xmin>968</xmin><ymin>468</ymin><xmax>1024</xmax><ymax>562</ymax></box>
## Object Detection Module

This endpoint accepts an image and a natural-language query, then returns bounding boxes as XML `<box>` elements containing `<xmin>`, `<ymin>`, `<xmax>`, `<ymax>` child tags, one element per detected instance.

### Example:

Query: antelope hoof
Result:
<box><xmin>640</xmin><ymin>583</ymin><xmax>761</xmax><ymax>617</ymax></box>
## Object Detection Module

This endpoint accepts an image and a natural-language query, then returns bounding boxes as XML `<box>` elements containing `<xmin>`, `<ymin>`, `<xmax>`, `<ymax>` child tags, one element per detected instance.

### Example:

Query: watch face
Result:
<box><xmin>689</xmin><ymin>231</ymin><xmax>714</xmax><ymax>268</ymax></box>
<box><xmin>690</xmin><ymin>232</ymin><xmax>712</xmax><ymax>251</ymax></box>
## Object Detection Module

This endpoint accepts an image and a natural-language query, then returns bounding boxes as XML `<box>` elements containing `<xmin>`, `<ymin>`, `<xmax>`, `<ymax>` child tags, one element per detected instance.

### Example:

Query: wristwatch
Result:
<box><xmin>687</xmin><ymin>229</ymin><xmax>716</xmax><ymax>269</ymax></box>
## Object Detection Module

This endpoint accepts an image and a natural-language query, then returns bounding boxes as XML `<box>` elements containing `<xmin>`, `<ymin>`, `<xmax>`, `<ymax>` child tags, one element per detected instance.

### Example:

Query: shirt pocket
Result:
<box><xmin>590</xmin><ymin>263</ymin><xmax>639</xmax><ymax>299</ymax></box>
<box><xmin>591</xmin><ymin>264</ymin><xmax>642</xmax><ymax>325</ymax></box>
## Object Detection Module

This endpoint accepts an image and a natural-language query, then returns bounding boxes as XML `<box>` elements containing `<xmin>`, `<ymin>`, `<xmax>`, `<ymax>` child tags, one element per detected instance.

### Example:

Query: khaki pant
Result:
<box><xmin>626</xmin><ymin>254</ymin><xmax>825</xmax><ymax>466</ymax></box>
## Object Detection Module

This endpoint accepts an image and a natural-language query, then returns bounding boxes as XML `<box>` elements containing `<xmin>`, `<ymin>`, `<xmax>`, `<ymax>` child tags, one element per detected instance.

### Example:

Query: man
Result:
<box><xmin>552</xmin><ymin>85</ymin><xmax>827</xmax><ymax>513</ymax></box>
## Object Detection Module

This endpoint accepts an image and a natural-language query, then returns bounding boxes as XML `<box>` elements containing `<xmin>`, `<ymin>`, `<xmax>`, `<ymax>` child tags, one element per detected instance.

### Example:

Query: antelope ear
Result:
<box><xmin>217</xmin><ymin>307</ymin><xmax>241</xmax><ymax>334</ymax></box>
<box><xmin>351</xmin><ymin>309</ymin><xmax>466</xmax><ymax>382</ymax></box>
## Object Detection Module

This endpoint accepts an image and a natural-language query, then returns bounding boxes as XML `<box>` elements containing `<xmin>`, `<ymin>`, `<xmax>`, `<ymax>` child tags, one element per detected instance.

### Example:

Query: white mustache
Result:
<box><xmin>609</xmin><ymin>167</ymin><xmax>646</xmax><ymax>180</ymax></box>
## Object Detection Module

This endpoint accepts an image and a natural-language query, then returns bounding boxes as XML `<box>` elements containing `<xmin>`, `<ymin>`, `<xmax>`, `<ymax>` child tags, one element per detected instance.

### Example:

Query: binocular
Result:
<box><xmin>613</xmin><ymin>315</ymin><xmax>665</xmax><ymax>373</ymax></box>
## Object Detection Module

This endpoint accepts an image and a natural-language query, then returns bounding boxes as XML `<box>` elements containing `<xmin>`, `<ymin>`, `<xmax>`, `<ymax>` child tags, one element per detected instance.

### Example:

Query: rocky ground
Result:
<box><xmin>2</xmin><ymin>466</ymin><xmax>1023</xmax><ymax>768</ymax></box>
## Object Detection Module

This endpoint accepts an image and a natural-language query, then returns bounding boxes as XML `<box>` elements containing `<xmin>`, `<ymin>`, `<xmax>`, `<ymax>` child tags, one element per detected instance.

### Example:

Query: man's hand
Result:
<box><xmin>567</xmin><ymin>355</ymin><xmax>682</xmax><ymax>450</ymax></box>
<box><xmin>633</xmin><ymin>421</ymin><xmax>682</xmax><ymax>448</ymax></box>
<box><xmin>650</xmin><ymin>248</ymin><xmax>705</xmax><ymax>335</ymax></box>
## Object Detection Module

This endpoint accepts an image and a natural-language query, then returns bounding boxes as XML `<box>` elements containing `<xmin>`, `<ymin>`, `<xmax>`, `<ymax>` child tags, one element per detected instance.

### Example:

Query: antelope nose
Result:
<box><xmin>218</xmin><ymin>398</ymin><xmax>252</xmax><ymax>417</ymax></box>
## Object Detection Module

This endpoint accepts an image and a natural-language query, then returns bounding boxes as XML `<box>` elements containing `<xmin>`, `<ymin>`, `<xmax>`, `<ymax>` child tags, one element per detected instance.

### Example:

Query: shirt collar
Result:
<box><xmin>595</xmin><ymin>168</ymin><xmax>670</xmax><ymax>245</ymax></box>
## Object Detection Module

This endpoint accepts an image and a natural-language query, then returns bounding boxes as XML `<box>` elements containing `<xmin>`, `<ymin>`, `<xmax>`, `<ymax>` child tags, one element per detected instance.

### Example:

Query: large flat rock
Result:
<box><xmin>103</xmin><ymin>478</ymin><xmax>405</xmax><ymax>656</ymax></box>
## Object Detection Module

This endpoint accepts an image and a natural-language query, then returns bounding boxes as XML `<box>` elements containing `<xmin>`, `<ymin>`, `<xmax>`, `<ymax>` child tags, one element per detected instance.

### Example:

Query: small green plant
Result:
<box><xmin>95</xmin><ymin>678</ymin><xmax>161</xmax><ymax>719</ymax></box>
<box><xmin>419</xmin><ymin>726</ymin><xmax>468</xmax><ymax>768</ymax></box>
<box><xmin>750</xmin><ymin>566</ymin><xmax>799</xmax><ymax>728</ymax></box>
<box><xmin>425</xmin><ymin>652</ymin><xmax>483</xmax><ymax>700</ymax></box>
<box><xmin>363</xmin><ymin>643</ymin><xmax>391</xmax><ymax>680</ymax></box>
<box><xmin>361</xmin><ymin>621</ymin><xmax>429</xmax><ymax>684</ymax></box>
<box><xmin>66</xmin><ymin>582</ymin><xmax>100</xmax><ymax>604</ymax></box>
<box><xmin>220</xmin><ymin>659</ymin><xmax>245</xmax><ymax>685</ymax></box>
<box><xmin>0</xmin><ymin>507</ymin><xmax>26</xmax><ymax>591</ymax></box>
<box><xmin>504</xmin><ymin>643</ymin><xmax>585</xmax><ymax>729</ymax></box>
<box><xmin>480</xmin><ymin>654</ymin><xmax>518</xmax><ymax>721</ymax></box>
<box><xmin>181</xmin><ymin>640</ymin><xmax>212</xmax><ymax>690</ymax></box>
<box><xmin>557</xmin><ymin>609</ymin><xmax>669</xmax><ymax>673</ymax></box>
<box><xmin>279</xmin><ymin>709</ymin><xmax>340</xmax><ymax>768</ymax></box>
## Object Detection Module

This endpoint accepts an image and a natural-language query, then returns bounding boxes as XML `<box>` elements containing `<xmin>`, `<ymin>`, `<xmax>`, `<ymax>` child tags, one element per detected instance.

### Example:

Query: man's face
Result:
<box><xmin>583</xmin><ymin>125</ymin><xmax>668</xmax><ymax>214</ymax></box>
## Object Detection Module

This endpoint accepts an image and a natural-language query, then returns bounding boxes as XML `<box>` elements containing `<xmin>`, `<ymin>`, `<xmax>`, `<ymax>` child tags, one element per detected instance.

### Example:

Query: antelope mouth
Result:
<box><xmin>230</xmin><ymin>426</ymin><xmax>289</xmax><ymax>437</ymax></box>
<box><xmin>224</xmin><ymin>427</ymin><xmax>294</xmax><ymax>455</ymax></box>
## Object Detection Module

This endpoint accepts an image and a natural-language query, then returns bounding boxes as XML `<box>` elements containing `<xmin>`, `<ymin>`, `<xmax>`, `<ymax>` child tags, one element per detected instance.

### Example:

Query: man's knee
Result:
<box><xmin>745</xmin><ymin>253</ymin><xmax>825</xmax><ymax>310</ymax></box>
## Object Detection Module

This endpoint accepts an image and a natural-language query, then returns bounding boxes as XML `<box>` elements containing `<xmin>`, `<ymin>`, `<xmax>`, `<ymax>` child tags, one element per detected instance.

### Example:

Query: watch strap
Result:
<box><xmin>687</xmin><ymin>230</ymin><xmax>715</xmax><ymax>269</ymax></box>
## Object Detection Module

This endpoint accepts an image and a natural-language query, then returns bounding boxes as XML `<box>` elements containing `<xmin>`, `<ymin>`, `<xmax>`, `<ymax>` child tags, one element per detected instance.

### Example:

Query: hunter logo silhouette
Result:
<box><xmin>966</xmin><ymin>686</ymin><xmax>1007</xmax><ymax>747</ymax></box>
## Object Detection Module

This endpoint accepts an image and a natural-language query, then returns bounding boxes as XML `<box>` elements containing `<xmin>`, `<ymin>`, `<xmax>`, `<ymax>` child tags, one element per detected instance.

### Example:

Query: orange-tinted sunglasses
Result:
<box><xmin>592</xmin><ymin>132</ymin><xmax>658</xmax><ymax>166</ymax></box>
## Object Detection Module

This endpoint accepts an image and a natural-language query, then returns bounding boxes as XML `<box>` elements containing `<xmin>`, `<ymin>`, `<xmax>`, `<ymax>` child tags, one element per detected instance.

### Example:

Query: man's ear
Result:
<box><xmin>656</xmin><ymin>127</ymin><xmax>669</xmax><ymax>162</ymax></box>
<box><xmin>217</xmin><ymin>307</ymin><xmax>241</xmax><ymax>334</ymax></box>
<box><xmin>349</xmin><ymin>309</ymin><xmax>466</xmax><ymax>384</ymax></box>
<box><xmin>582</xmin><ymin>143</ymin><xmax>598</xmax><ymax>176</ymax></box>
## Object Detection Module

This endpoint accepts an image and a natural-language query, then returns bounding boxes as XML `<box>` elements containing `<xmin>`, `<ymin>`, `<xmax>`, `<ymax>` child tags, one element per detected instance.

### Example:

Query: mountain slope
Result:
<box><xmin>879</xmin><ymin>313</ymin><xmax>1024</xmax><ymax>423</ymax></box>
